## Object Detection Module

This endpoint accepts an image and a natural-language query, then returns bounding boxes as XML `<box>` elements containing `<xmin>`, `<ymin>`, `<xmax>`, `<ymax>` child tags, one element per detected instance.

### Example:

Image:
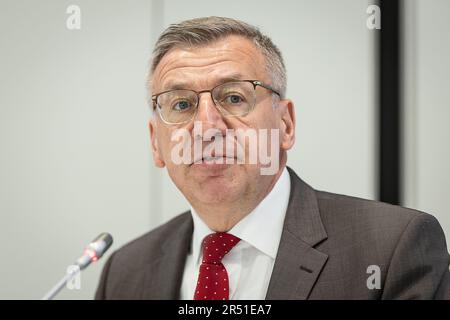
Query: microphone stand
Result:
<box><xmin>41</xmin><ymin>265</ymin><xmax>81</xmax><ymax>300</ymax></box>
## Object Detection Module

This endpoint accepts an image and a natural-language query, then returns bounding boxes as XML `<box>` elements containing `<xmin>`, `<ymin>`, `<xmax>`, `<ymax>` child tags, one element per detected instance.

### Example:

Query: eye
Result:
<box><xmin>172</xmin><ymin>100</ymin><xmax>192</xmax><ymax>111</ymax></box>
<box><xmin>224</xmin><ymin>94</ymin><xmax>244</xmax><ymax>104</ymax></box>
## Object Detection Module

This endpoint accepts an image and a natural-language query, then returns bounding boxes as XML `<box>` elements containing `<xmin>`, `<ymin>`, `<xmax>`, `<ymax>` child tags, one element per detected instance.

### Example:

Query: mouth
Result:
<box><xmin>203</xmin><ymin>155</ymin><xmax>231</xmax><ymax>162</ymax></box>
<box><xmin>190</xmin><ymin>155</ymin><xmax>237</xmax><ymax>167</ymax></box>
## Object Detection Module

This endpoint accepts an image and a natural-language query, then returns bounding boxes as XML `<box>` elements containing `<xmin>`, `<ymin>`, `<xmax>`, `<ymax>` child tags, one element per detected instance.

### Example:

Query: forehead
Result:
<box><xmin>151</xmin><ymin>35</ymin><xmax>267</xmax><ymax>92</ymax></box>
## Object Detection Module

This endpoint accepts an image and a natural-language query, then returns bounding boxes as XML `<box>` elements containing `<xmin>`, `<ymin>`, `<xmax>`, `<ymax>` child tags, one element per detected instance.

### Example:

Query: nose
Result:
<box><xmin>194</xmin><ymin>92</ymin><xmax>228</xmax><ymax>132</ymax></box>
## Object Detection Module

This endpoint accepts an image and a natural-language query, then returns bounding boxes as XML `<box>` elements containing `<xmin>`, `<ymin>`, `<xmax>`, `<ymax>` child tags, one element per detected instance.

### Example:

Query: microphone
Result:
<box><xmin>41</xmin><ymin>232</ymin><xmax>113</xmax><ymax>300</ymax></box>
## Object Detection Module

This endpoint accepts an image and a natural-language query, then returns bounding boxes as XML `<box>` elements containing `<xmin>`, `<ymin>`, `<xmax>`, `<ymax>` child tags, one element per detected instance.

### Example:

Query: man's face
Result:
<box><xmin>149</xmin><ymin>35</ymin><xmax>295</xmax><ymax>209</ymax></box>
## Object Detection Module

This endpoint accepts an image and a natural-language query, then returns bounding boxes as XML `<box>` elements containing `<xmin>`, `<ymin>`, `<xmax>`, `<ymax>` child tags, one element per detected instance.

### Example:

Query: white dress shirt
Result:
<box><xmin>180</xmin><ymin>167</ymin><xmax>291</xmax><ymax>300</ymax></box>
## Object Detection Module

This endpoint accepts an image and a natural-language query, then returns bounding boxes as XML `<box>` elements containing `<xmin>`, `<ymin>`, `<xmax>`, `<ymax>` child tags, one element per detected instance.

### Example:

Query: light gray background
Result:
<box><xmin>0</xmin><ymin>0</ymin><xmax>448</xmax><ymax>299</ymax></box>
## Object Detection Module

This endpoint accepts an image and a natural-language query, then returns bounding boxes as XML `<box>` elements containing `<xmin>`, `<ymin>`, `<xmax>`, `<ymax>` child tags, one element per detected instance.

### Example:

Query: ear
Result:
<box><xmin>148</xmin><ymin>118</ymin><xmax>165</xmax><ymax>168</ymax></box>
<box><xmin>279</xmin><ymin>99</ymin><xmax>296</xmax><ymax>151</ymax></box>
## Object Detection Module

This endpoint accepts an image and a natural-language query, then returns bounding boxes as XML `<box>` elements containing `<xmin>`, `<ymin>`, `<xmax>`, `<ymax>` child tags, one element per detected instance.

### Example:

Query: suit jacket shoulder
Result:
<box><xmin>272</xmin><ymin>168</ymin><xmax>449</xmax><ymax>299</ymax></box>
<box><xmin>95</xmin><ymin>211</ymin><xmax>193</xmax><ymax>299</ymax></box>
<box><xmin>111</xmin><ymin>211</ymin><xmax>192</xmax><ymax>264</ymax></box>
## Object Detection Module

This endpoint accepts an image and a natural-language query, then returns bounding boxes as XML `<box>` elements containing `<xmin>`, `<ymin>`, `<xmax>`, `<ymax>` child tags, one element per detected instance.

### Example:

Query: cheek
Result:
<box><xmin>250</xmin><ymin>111</ymin><xmax>279</xmax><ymax>131</ymax></box>
<box><xmin>157</xmin><ymin>128</ymin><xmax>193</xmax><ymax>166</ymax></box>
<box><xmin>156</xmin><ymin>130</ymin><xmax>174</xmax><ymax>158</ymax></box>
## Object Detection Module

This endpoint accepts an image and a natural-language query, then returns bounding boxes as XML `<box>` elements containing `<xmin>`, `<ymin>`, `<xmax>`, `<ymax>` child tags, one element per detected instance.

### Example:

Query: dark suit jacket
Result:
<box><xmin>95</xmin><ymin>167</ymin><xmax>450</xmax><ymax>299</ymax></box>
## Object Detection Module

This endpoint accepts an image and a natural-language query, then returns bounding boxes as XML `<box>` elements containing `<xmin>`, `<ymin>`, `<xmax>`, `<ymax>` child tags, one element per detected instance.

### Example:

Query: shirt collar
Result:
<box><xmin>190</xmin><ymin>167</ymin><xmax>291</xmax><ymax>264</ymax></box>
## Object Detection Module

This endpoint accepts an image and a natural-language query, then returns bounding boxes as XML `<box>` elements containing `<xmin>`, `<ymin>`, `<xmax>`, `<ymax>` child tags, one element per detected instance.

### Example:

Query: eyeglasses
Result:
<box><xmin>151</xmin><ymin>80</ymin><xmax>280</xmax><ymax>125</ymax></box>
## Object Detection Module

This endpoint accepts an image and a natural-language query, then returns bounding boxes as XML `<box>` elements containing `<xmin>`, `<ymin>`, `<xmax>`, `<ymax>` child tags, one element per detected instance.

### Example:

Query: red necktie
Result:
<box><xmin>193</xmin><ymin>232</ymin><xmax>240</xmax><ymax>300</ymax></box>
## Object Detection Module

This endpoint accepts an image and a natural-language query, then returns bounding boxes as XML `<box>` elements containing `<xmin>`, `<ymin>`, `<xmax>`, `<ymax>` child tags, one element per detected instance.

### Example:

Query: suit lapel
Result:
<box><xmin>265</xmin><ymin>167</ymin><xmax>329</xmax><ymax>299</ymax></box>
<box><xmin>141</xmin><ymin>214</ymin><xmax>193</xmax><ymax>299</ymax></box>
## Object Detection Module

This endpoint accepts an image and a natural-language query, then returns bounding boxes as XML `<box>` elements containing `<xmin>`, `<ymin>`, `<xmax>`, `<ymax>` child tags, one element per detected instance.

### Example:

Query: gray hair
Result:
<box><xmin>148</xmin><ymin>16</ymin><xmax>287</xmax><ymax>98</ymax></box>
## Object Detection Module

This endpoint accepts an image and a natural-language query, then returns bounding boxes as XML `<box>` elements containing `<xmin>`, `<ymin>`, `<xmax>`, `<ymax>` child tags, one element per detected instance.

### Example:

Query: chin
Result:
<box><xmin>169</xmin><ymin>164</ymin><xmax>251</xmax><ymax>205</ymax></box>
<box><xmin>194</xmin><ymin>189</ymin><xmax>240</xmax><ymax>205</ymax></box>
<box><xmin>193</xmin><ymin>176</ymin><xmax>243</xmax><ymax>205</ymax></box>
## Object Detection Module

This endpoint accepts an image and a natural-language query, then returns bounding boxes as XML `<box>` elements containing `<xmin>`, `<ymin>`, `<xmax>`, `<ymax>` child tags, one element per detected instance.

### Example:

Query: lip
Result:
<box><xmin>190</xmin><ymin>155</ymin><xmax>237</xmax><ymax>167</ymax></box>
<box><xmin>191</xmin><ymin>150</ymin><xmax>236</xmax><ymax>164</ymax></box>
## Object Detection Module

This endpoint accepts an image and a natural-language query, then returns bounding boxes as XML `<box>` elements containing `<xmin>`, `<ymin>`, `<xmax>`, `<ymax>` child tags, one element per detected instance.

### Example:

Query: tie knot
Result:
<box><xmin>201</xmin><ymin>232</ymin><xmax>240</xmax><ymax>264</ymax></box>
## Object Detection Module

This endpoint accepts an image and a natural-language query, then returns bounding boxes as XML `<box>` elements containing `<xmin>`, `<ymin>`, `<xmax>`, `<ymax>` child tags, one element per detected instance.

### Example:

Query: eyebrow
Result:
<box><xmin>162</xmin><ymin>73</ymin><xmax>247</xmax><ymax>91</ymax></box>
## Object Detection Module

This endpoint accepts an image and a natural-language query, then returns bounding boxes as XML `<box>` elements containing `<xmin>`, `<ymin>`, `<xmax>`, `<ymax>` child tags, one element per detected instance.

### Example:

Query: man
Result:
<box><xmin>95</xmin><ymin>16</ymin><xmax>449</xmax><ymax>299</ymax></box>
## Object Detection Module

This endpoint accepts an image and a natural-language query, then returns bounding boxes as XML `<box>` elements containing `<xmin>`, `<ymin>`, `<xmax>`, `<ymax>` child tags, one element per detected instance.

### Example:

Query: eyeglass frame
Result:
<box><xmin>151</xmin><ymin>80</ymin><xmax>281</xmax><ymax>125</ymax></box>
